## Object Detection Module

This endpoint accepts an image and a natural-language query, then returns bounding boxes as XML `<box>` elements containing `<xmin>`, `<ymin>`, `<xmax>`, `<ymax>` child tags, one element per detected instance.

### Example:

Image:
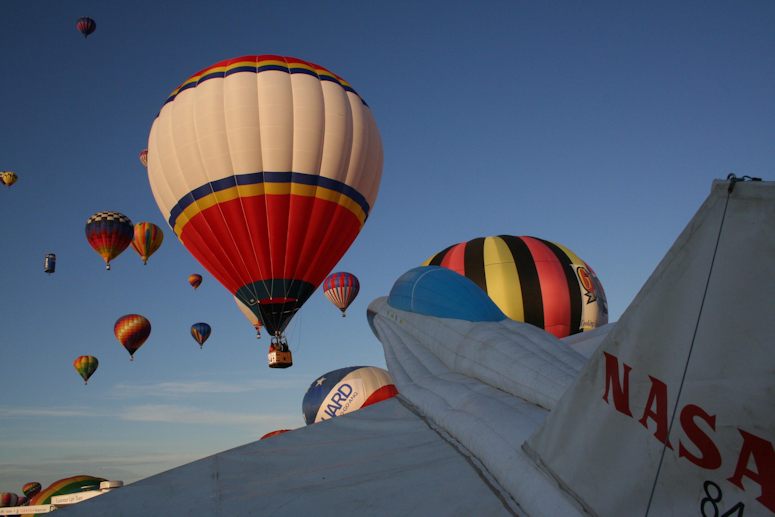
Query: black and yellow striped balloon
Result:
<box><xmin>423</xmin><ymin>235</ymin><xmax>608</xmax><ymax>338</ymax></box>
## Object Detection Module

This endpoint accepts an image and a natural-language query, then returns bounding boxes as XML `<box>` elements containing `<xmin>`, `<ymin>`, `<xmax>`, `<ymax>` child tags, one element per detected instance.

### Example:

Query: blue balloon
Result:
<box><xmin>190</xmin><ymin>322</ymin><xmax>211</xmax><ymax>349</ymax></box>
<box><xmin>387</xmin><ymin>266</ymin><xmax>506</xmax><ymax>322</ymax></box>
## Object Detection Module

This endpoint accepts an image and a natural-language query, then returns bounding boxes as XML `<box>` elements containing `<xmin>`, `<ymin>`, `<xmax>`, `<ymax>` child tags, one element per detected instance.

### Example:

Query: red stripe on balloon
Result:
<box><xmin>362</xmin><ymin>384</ymin><xmax>399</xmax><ymax>408</ymax></box>
<box><xmin>521</xmin><ymin>236</ymin><xmax>571</xmax><ymax>338</ymax></box>
<box><xmin>440</xmin><ymin>242</ymin><xmax>466</xmax><ymax>275</ymax></box>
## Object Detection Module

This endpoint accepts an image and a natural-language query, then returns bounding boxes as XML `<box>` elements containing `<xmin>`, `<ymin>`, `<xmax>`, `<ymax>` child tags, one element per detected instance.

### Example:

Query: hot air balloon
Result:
<box><xmin>22</xmin><ymin>482</ymin><xmax>41</xmax><ymax>499</ymax></box>
<box><xmin>131</xmin><ymin>222</ymin><xmax>163</xmax><ymax>265</ymax></box>
<box><xmin>44</xmin><ymin>253</ymin><xmax>56</xmax><ymax>274</ymax></box>
<box><xmin>138</xmin><ymin>149</ymin><xmax>148</xmax><ymax>168</ymax></box>
<box><xmin>303</xmin><ymin>366</ymin><xmax>397</xmax><ymax>425</ymax></box>
<box><xmin>188</xmin><ymin>273</ymin><xmax>203</xmax><ymax>289</ymax></box>
<box><xmin>146</xmin><ymin>55</ymin><xmax>383</xmax><ymax>369</ymax></box>
<box><xmin>323</xmin><ymin>272</ymin><xmax>360</xmax><ymax>317</ymax></box>
<box><xmin>73</xmin><ymin>355</ymin><xmax>99</xmax><ymax>384</ymax></box>
<box><xmin>114</xmin><ymin>314</ymin><xmax>151</xmax><ymax>360</ymax></box>
<box><xmin>75</xmin><ymin>17</ymin><xmax>96</xmax><ymax>38</ymax></box>
<box><xmin>423</xmin><ymin>235</ymin><xmax>608</xmax><ymax>338</ymax></box>
<box><xmin>16</xmin><ymin>495</ymin><xmax>27</xmax><ymax>506</ymax></box>
<box><xmin>234</xmin><ymin>295</ymin><xmax>262</xmax><ymax>338</ymax></box>
<box><xmin>0</xmin><ymin>493</ymin><xmax>18</xmax><ymax>508</ymax></box>
<box><xmin>28</xmin><ymin>475</ymin><xmax>104</xmax><ymax>507</ymax></box>
<box><xmin>260</xmin><ymin>429</ymin><xmax>291</xmax><ymax>440</ymax></box>
<box><xmin>85</xmin><ymin>211</ymin><xmax>134</xmax><ymax>270</ymax></box>
<box><xmin>0</xmin><ymin>171</ymin><xmax>17</xmax><ymax>187</ymax></box>
<box><xmin>190</xmin><ymin>322</ymin><xmax>211</xmax><ymax>349</ymax></box>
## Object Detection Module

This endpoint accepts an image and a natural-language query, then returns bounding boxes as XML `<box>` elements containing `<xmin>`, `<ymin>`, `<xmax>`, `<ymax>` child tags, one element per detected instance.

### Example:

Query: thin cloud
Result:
<box><xmin>110</xmin><ymin>378</ymin><xmax>304</xmax><ymax>399</ymax></box>
<box><xmin>120</xmin><ymin>404</ymin><xmax>294</xmax><ymax>426</ymax></box>
<box><xmin>0</xmin><ymin>406</ymin><xmax>100</xmax><ymax>418</ymax></box>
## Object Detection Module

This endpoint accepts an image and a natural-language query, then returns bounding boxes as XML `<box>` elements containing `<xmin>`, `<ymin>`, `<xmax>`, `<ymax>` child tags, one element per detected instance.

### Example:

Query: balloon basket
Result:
<box><xmin>268</xmin><ymin>350</ymin><xmax>293</xmax><ymax>369</ymax></box>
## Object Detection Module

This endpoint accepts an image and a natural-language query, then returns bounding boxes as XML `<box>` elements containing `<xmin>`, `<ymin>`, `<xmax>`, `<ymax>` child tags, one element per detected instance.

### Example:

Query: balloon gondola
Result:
<box><xmin>145</xmin><ymin>55</ymin><xmax>383</xmax><ymax>368</ymax></box>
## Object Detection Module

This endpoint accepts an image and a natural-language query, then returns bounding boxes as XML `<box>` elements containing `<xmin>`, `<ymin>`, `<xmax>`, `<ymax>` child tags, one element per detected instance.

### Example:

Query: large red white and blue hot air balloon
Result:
<box><xmin>323</xmin><ymin>272</ymin><xmax>360</xmax><ymax>317</ymax></box>
<box><xmin>145</xmin><ymin>55</ymin><xmax>383</xmax><ymax>367</ymax></box>
<box><xmin>302</xmin><ymin>366</ymin><xmax>398</xmax><ymax>425</ymax></box>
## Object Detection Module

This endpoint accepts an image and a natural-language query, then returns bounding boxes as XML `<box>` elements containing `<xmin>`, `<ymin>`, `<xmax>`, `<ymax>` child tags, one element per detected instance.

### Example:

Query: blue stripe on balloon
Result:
<box><xmin>167</xmin><ymin>171</ymin><xmax>371</xmax><ymax>231</ymax></box>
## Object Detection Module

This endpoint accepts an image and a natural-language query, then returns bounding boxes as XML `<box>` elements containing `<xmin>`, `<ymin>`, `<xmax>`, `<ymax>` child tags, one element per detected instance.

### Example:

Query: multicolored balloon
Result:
<box><xmin>190</xmin><ymin>322</ymin><xmax>211</xmax><ymax>349</ymax></box>
<box><xmin>323</xmin><ymin>272</ymin><xmax>360</xmax><ymax>317</ymax></box>
<box><xmin>73</xmin><ymin>355</ymin><xmax>99</xmax><ymax>384</ymax></box>
<box><xmin>138</xmin><ymin>149</ymin><xmax>148</xmax><ymax>168</ymax></box>
<box><xmin>423</xmin><ymin>235</ymin><xmax>608</xmax><ymax>338</ymax></box>
<box><xmin>131</xmin><ymin>222</ymin><xmax>164</xmax><ymax>265</ymax></box>
<box><xmin>114</xmin><ymin>314</ymin><xmax>151</xmax><ymax>360</ymax></box>
<box><xmin>28</xmin><ymin>475</ymin><xmax>104</xmax><ymax>506</ymax></box>
<box><xmin>16</xmin><ymin>495</ymin><xmax>27</xmax><ymax>506</ymax></box>
<box><xmin>188</xmin><ymin>273</ymin><xmax>203</xmax><ymax>289</ymax></box>
<box><xmin>0</xmin><ymin>171</ymin><xmax>17</xmax><ymax>187</ymax></box>
<box><xmin>85</xmin><ymin>211</ymin><xmax>134</xmax><ymax>270</ymax></box>
<box><xmin>0</xmin><ymin>493</ymin><xmax>18</xmax><ymax>508</ymax></box>
<box><xmin>234</xmin><ymin>295</ymin><xmax>262</xmax><ymax>338</ymax></box>
<box><xmin>75</xmin><ymin>17</ymin><xmax>96</xmax><ymax>38</ymax></box>
<box><xmin>146</xmin><ymin>55</ymin><xmax>383</xmax><ymax>357</ymax></box>
<box><xmin>22</xmin><ymin>482</ymin><xmax>41</xmax><ymax>499</ymax></box>
<box><xmin>302</xmin><ymin>366</ymin><xmax>398</xmax><ymax>425</ymax></box>
<box><xmin>260</xmin><ymin>429</ymin><xmax>291</xmax><ymax>440</ymax></box>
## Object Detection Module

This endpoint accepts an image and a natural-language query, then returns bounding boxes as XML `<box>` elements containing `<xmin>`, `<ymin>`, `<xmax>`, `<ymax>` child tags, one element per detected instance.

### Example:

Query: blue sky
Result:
<box><xmin>1</xmin><ymin>0</ymin><xmax>773</xmax><ymax>491</ymax></box>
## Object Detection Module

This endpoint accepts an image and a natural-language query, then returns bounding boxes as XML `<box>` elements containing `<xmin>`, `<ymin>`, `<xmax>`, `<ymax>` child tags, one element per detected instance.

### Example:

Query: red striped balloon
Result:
<box><xmin>423</xmin><ymin>235</ymin><xmax>608</xmax><ymax>338</ymax></box>
<box><xmin>322</xmin><ymin>272</ymin><xmax>360</xmax><ymax>317</ymax></box>
<box><xmin>75</xmin><ymin>17</ymin><xmax>96</xmax><ymax>38</ymax></box>
<box><xmin>114</xmin><ymin>314</ymin><xmax>151</xmax><ymax>360</ymax></box>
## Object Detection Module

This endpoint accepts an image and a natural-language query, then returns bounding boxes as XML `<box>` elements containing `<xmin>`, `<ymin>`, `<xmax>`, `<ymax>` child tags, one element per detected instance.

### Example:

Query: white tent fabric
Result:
<box><xmin>60</xmin><ymin>398</ymin><xmax>516</xmax><ymax>516</ymax></box>
<box><xmin>525</xmin><ymin>179</ymin><xmax>775</xmax><ymax>516</ymax></box>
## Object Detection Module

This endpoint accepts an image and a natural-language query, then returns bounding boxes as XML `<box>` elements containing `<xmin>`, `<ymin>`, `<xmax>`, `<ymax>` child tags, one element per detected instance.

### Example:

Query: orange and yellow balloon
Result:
<box><xmin>0</xmin><ymin>171</ymin><xmax>18</xmax><ymax>187</ymax></box>
<box><xmin>131</xmin><ymin>222</ymin><xmax>164</xmax><ymax>265</ymax></box>
<box><xmin>73</xmin><ymin>355</ymin><xmax>99</xmax><ymax>384</ymax></box>
<box><xmin>114</xmin><ymin>314</ymin><xmax>151</xmax><ymax>360</ymax></box>
<box><xmin>188</xmin><ymin>274</ymin><xmax>202</xmax><ymax>289</ymax></box>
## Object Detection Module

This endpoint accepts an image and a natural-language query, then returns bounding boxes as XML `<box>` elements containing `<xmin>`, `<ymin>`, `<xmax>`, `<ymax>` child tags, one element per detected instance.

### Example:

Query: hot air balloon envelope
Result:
<box><xmin>190</xmin><ymin>322</ymin><xmax>211</xmax><ymax>348</ymax></box>
<box><xmin>76</xmin><ymin>17</ymin><xmax>96</xmax><ymax>38</ymax></box>
<box><xmin>0</xmin><ymin>171</ymin><xmax>18</xmax><ymax>187</ymax></box>
<box><xmin>323</xmin><ymin>272</ymin><xmax>360</xmax><ymax>316</ymax></box>
<box><xmin>146</xmin><ymin>55</ymin><xmax>383</xmax><ymax>352</ymax></box>
<box><xmin>85</xmin><ymin>211</ymin><xmax>134</xmax><ymax>270</ymax></box>
<box><xmin>188</xmin><ymin>274</ymin><xmax>203</xmax><ymax>289</ymax></box>
<box><xmin>22</xmin><ymin>482</ymin><xmax>41</xmax><ymax>499</ymax></box>
<box><xmin>131</xmin><ymin>222</ymin><xmax>164</xmax><ymax>264</ymax></box>
<box><xmin>114</xmin><ymin>314</ymin><xmax>151</xmax><ymax>360</ymax></box>
<box><xmin>73</xmin><ymin>355</ymin><xmax>99</xmax><ymax>384</ymax></box>
<box><xmin>424</xmin><ymin>235</ymin><xmax>608</xmax><ymax>338</ymax></box>
<box><xmin>139</xmin><ymin>149</ymin><xmax>148</xmax><ymax>168</ymax></box>
<box><xmin>302</xmin><ymin>366</ymin><xmax>397</xmax><ymax>425</ymax></box>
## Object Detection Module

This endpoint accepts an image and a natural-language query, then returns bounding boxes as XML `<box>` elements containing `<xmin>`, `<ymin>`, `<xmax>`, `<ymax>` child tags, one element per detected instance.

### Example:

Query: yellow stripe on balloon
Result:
<box><xmin>483</xmin><ymin>236</ymin><xmax>524</xmax><ymax>322</ymax></box>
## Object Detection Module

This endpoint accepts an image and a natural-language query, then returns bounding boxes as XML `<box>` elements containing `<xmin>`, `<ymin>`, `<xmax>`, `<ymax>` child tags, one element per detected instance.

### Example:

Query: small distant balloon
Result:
<box><xmin>0</xmin><ymin>171</ymin><xmax>18</xmax><ymax>187</ymax></box>
<box><xmin>44</xmin><ymin>253</ymin><xmax>56</xmax><ymax>274</ymax></box>
<box><xmin>22</xmin><ymin>482</ymin><xmax>41</xmax><ymax>499</ymax></box>
<box><xmin>260</xmin><ymin>429</ymin><xmax>290</xmax><ymax>440</ymax></box>
<box><xmin>190</xmin><ymin>322</ymin><xmax>211</xmax><ymax>349</ymax></box>
<box><xmin>188</xmin><ymin>274</ymin><xmax>202</xmax><ymax>289</ymax></box>
<box><xmin>114</xmin><ymin>314</ymin><xmax>151</xmax><ymax>360</ymax></box>
<box><xmin>323</xmin><ymin>272</ymin><xmax>360</xmax><ymax>317</ymax></box>
<box><xmin>138</xmin><ymin>149</ymin><xmax>148</xmax><ymax>168</ymax></box>
<box><xmin>73</xmin><ymin>355</ymin><xmax>99</xmax><ymax>385</ymax></box>
<box><xmin>131</xmin><ymin>222</ymin><xmax>163</xmax><ymax>265</ymax></box>
<box><xmin>0</xmin><ymin>492</ymin><xmax>19</xmax><ymax>508</ymax></box>
<box><xmin>85</xmin><ymin>211</ymin><xmax>134</xmax><ymax>270</ymax></box>
<box><xmin>76</xmin><ymin>17</ymin><xmax>96</xmax><ymax>38</ymax></box>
